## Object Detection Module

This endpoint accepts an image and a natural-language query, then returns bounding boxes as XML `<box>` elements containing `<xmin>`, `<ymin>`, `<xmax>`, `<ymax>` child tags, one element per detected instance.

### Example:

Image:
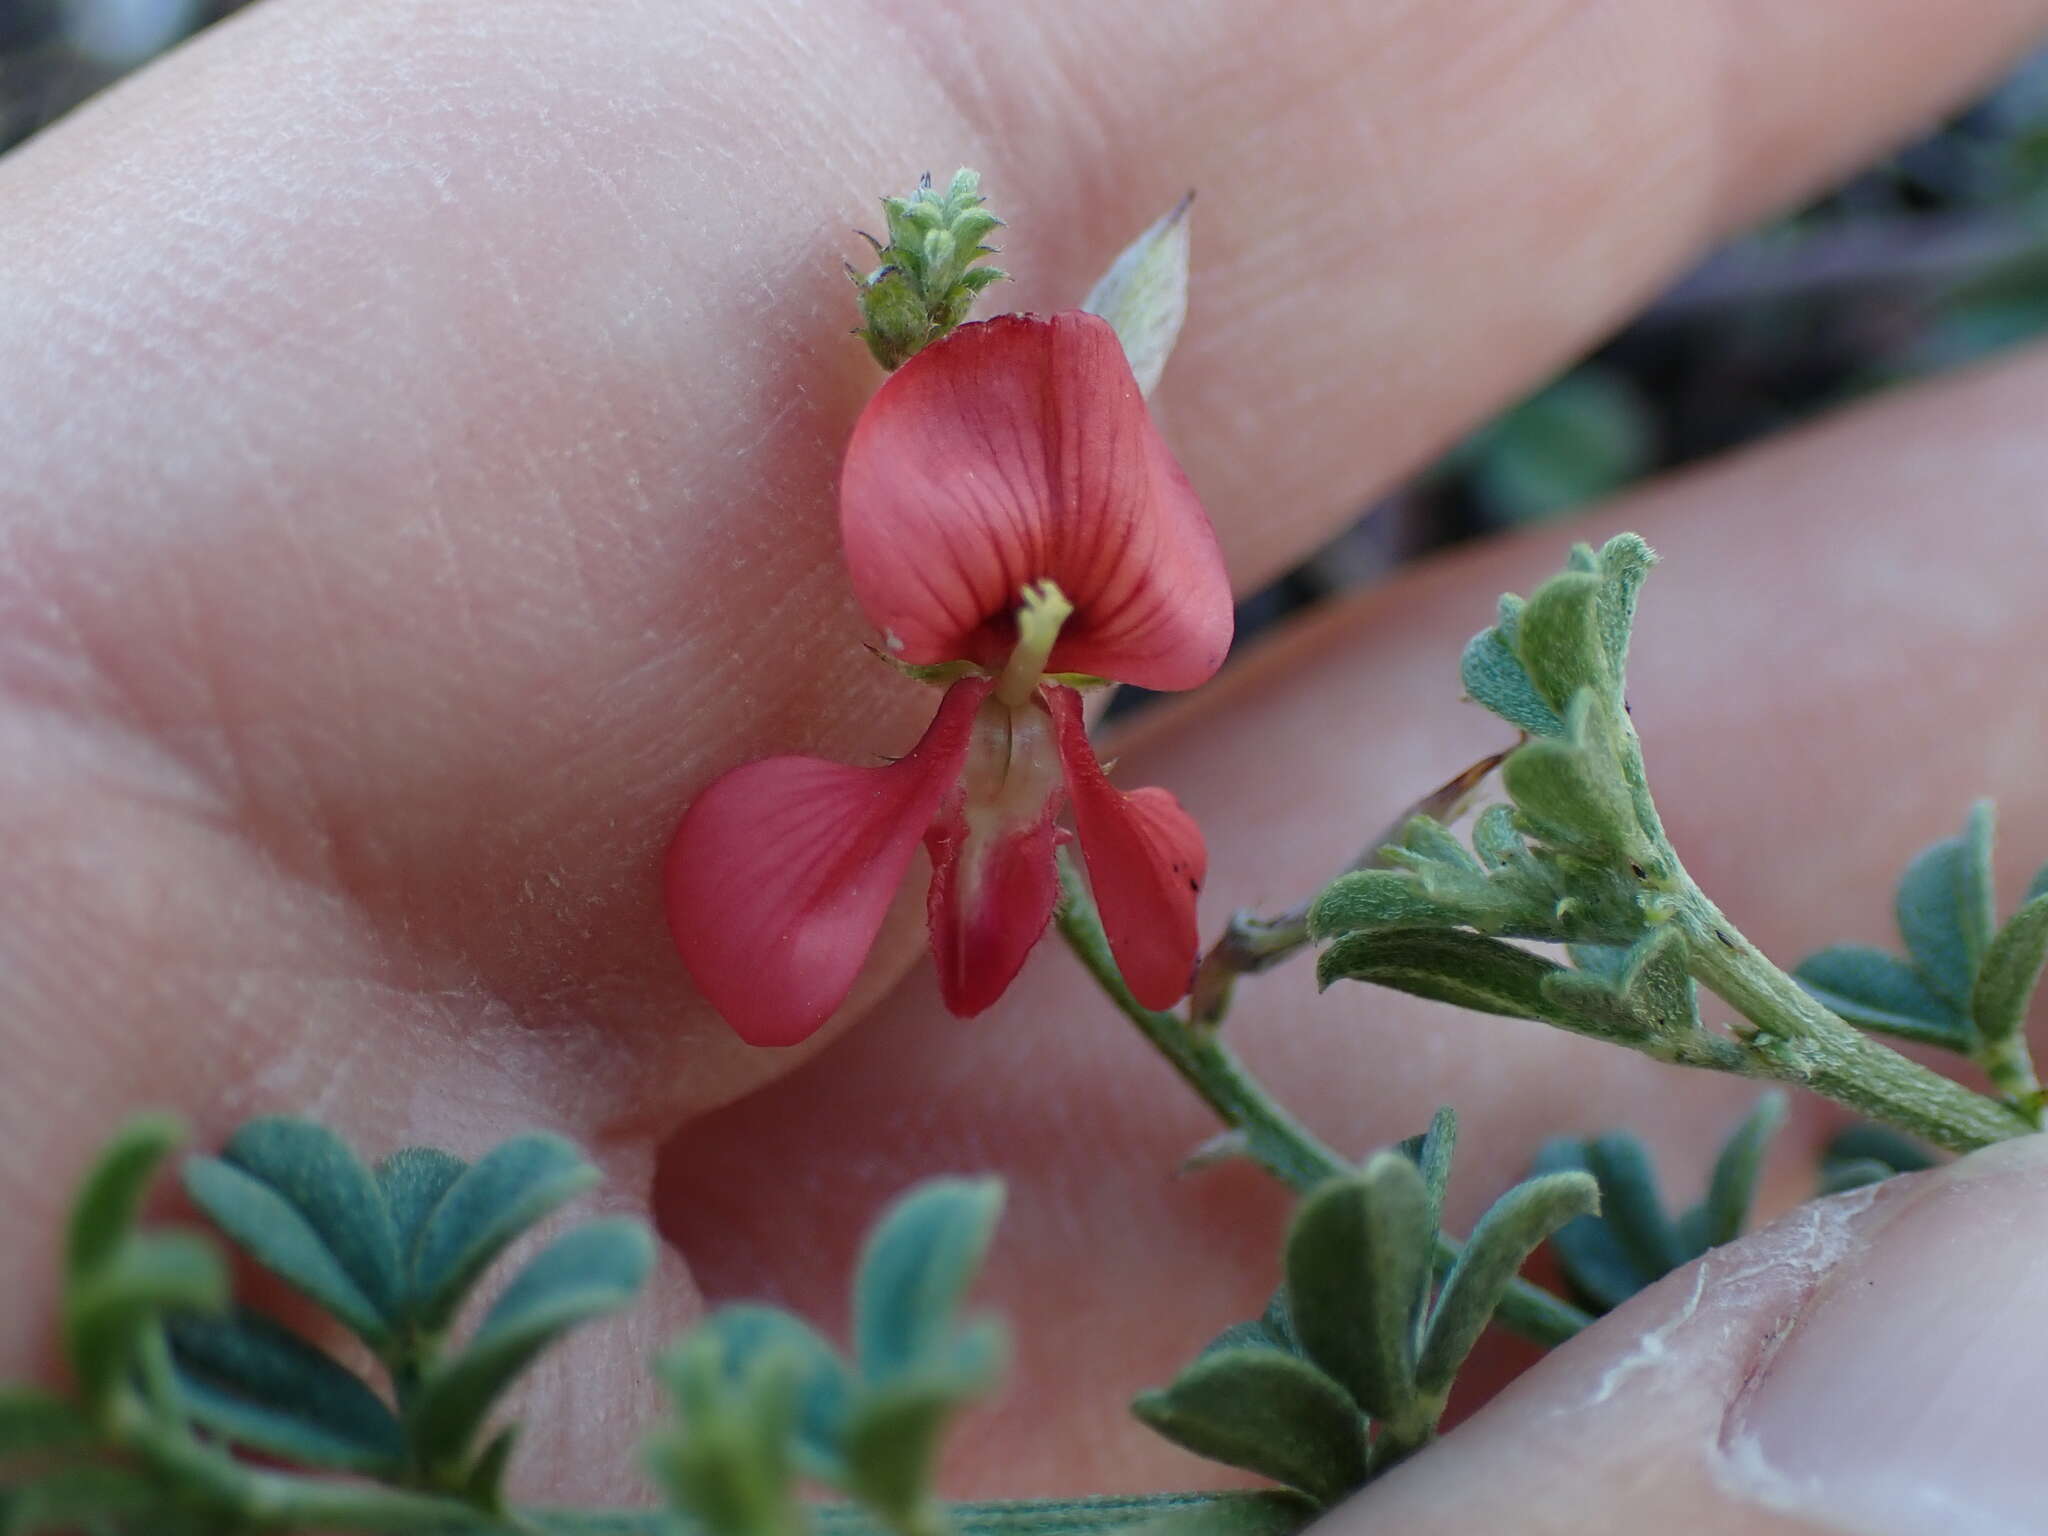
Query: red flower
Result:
<box><xmin>666</xmin><ymin>312</ymin><xmax>1231</xmax><ymax>1046</ymax></box>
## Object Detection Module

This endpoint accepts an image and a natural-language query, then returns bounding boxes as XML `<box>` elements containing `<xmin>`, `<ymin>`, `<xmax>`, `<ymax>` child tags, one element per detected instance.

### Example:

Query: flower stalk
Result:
<box><xmin>1054</xmin><ymin>854</ymin><xmax>1592</xmax><ymax>1348</ymax></box>
<box><xmin>1188</xmin><ymin>751</ymin><xmax>1511</xmax><ymax>1028</ymax></box>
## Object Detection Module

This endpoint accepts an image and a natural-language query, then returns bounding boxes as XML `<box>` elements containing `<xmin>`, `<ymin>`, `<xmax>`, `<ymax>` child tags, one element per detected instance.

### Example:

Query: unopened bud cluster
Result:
<box><xmin>850</xmin><ymin>169</ymin><xmax>1008</xmax><ymax>369</ymax></box>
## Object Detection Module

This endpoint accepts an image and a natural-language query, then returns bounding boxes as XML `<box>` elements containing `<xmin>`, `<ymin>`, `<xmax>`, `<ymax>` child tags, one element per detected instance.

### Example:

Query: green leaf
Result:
<box><xmin>1318</xmin><ymin>928</ymin><xmax>1564</xmax><ymax>1022</ymax></box>
<box><xmin>1526</xmin><ymin>1140</ymin><xmax>1650</xmax><ymax>1312</ymax></box>
<box><xmin>1895</xmin><ymin>805</ymin><xmax>1997</xmax><ymax>1010</ymax></box>
<box><xmin>376</xmin><ymin>1147</ymin><xmax>469</xmax><ymax>1267</ymax></box>
<box><xmin>1972</xmin><ymin>893</ymin><xmax>2048</xmax><ymax>1047</ymax></box>
<box><xmin>1581</xmin><ymin>1136</ymin><xmax>1683</xmax><ymax>1280</ymax></box>
<box><xmin>1499</xmin><ymin>707</ymin><xmax>1639</xmax><ymax>866</ymax></box>
<box><xmin>1459</xmin><ymin>627</ymin><xmax>1565</xmax><ymax>737</ymax></box>
<box><xmin>691</xmin><ymin>1304</ymin><xmax>853</xmax><ymax>1477</ymax></box>
<box><xmin>178</xmin><ymin>1158</ymin><xmax>380</xmax><ymax>1343</ymax></box>
<box><xmin>1306</xmin><ymin>870</ymin><xmax>1471</xmax><ymax>940</ymax></box>
<box><xmin>1690</xmin><ymin>1092</ymin><xmax>1787</xmax><ymax>1252</ymax></box>
<box><xmin>0</xmin><ymin>1388</ymin><xmax>93</xmax><ymax>1461</ymax></box>
<box><xmin>1795</xmin><ymin>945</ymin><xmax>1969</xmax><ymax>1047</ymax></box>
<box><xmin>409</xmin><ymin>1218</ymin><xmax>654</xmax><ymax>1474</ymax></box>
<box><xmin>1816</xmin><ymin>1157</ymin><xmax>1900</xmax><ymax>1196</ymax></box>
<box><xmin>66</xmin><ymin>1115</ymin><xmax>184</xmax><ymax>1288</ymax></box>
<box><xmin>1399</xmin><ymin>1108</ymin><xmax>1458</xmax><ymax>1239</ymax></box>
<box><xmin>1081</xmin><ymin>193</ymin><xmax>1191</xmax><ymax>397</ymax></box>
<box><xmin>1494</xmin><ymin>592</ymin><xmax>1527</xmax><ymax>652</ymax></box>
<box><xmin>1819</xmin><ymin>1124</ymin><xmax>1939</xmax><ymax>1196</ymax></box>
<box><xmin>463</xmin><ymin>1424</ymin><xmax>519</xmax><ymax>1507</ymax></box>
<box><xmin>65</xmin><ymin>1229</ymin><xmax>229</xmax><ymax>1410</ymax></box>
<box><xmin>1566</xmin><ymin>942</ymin><xmax>1632</xmax><ymax>980</ymax></box>
<box><xmin>1544</xmin><ymin>927</ymin><xmax>1699</xmax><ymax>1040</ymax></box>
<box><xmin>1472</xmin><ymin>804</ymin><xmax>1526</xmax><ymax>869</ymax></box>
<box><xmin>1467</xmin><ymin>379</ymin><xmax>1652</xmax><ymax>528</ymax></box>
<box><xmin>1133</xmin><ymin>1349</ymin><xmax>1366</xmax><ymax>1506</ymax></box>
<box><xmin>1416</xmin><ymin>1171</ymin><xmax>1597</xmax><ymax>1403</ymax></box>
<box><xmin>1259</xmin><ymin>1290</ymin><xmax>1302</xmax><ymax>1357</ymax></box>
<box><xmin>408</xmin><ymin>1134</ymin><xmax>600</xmax><ymax>1334</ymax></box>
<box><xmin>853</xmin><ymin>1177</ymin><xmax>1004</xmax><ymax>1386</ymax></box>
<box><xmin>2028</xmin><ymin>861</ymin><xmax>2048</xmax><ymax>907</ymax></box>
<box><xmin>1389</xmin><ymin>816</ymin><xmax>1483</xmax><ymax>875</ymax></box>
<box><xmin>182</xmin><ymin>1118</ymin><xmax>400</xmax><ymax>1345</ymax></box>
<box><xmin>841</xmin><ymin>1319</ymin><xmax>1007</xmax><ymax>1528</ymax></box>
<box><xmin>650</xmin><ymin>1327</ymin><xmax>802</xmax><ymax>1536</ymax></box>
<box><xmin>1511</xmin><ymin>570</ymin><xmax>1607</xmax><ymax>715</ymax></box>
<box><xmin>1591</xmin><ymin>534</ymin><xmax>1655</xmax><ymax>683</ymax></box>
<box><xmin>166</xmin><ymin>1309</ymin><xmax>405</xmax><ymax>1474</ymax></box>
<box><xmin>1283</xmin><ymin>1155</ymin><xmax>1431</xmax><ymax>1422</ymax></box>
<box><xmin>648</xmin><ymin>1420</ymin><xmax>798</xmax><ymax>1536</ymax></box>
<box><xmin>0</xmin><ymin>1465</ymin><xmax>191</xmax><ymax>1536</ymax></box>
<box><xmin>1199</xmin><ymin>1320</ymin><xmax>1292</xmax><ymax>1359</ymax></box>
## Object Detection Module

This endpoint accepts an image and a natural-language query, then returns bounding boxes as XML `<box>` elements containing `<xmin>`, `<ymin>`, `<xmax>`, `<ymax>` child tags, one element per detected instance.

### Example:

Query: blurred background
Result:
<box><xmin>9</xmin><ymin>0</ymin><xmax>2048</xmax><ymax>633</ymax></box>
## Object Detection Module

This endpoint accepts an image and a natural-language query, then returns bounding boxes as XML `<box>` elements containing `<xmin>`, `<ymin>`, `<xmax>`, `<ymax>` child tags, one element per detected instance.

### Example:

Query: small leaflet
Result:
<box><xmin>1081</xmin><ymin>193</ymin><xmax>1193</xmax><ymax>397</ymax></box>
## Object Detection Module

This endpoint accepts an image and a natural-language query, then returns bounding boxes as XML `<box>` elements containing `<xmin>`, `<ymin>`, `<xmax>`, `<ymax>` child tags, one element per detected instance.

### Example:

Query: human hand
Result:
<box><xmin>6</xmin><ymin>1</ymin><xmax>2048</xmax><ymax>1529</ymax></box>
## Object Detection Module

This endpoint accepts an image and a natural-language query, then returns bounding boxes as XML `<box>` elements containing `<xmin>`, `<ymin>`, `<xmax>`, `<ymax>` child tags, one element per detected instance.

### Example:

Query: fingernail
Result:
<box><xmin>1728</xmin><ymin>1133</ymin><xmax>2048</xmax><ymax>1535</ymax></box>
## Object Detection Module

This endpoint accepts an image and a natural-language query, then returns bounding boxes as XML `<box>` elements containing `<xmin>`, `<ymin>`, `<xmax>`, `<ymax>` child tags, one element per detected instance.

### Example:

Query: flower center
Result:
<box><xmin>994</xmin><ymin>579</ymin><xmax>1072</xmax><ymax>707</ymax></box>
<box><xmin>958</xmin><ymin>689</ymin><xmax>1065</xmax><ymax>848</ymax></box>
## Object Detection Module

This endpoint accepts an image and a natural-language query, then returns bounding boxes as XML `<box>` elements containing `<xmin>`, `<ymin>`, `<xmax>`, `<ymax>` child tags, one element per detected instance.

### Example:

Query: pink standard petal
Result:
<box><xmin>924</xmin><ymin>694</ymin><xmax>1068</xmax><ymax>1017</ymax></box>
<box><xmin>665</xmin><ymin>679</ymin><xmax>988</xmax><ymax>1047</ymax></box>
<box><xmin>1045</xmin><ymin>686</ymin><xmax>1208</xmax><ymax>1009</ymax></box>
<box><xmin>840</xmin><ymin>311</ymin><xmax>1233</xmax><ymax>692</ymax></box>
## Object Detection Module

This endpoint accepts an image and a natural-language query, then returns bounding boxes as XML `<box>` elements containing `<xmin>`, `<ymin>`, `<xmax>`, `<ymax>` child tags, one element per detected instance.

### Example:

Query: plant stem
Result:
<box><xmin>1676</xmin><ymin>893</ymin><xmax>2035</xmax><ymax>1152</ymax></box>
<box><xmin>525</xmin><ymin>1492</ymin><xmax>1307</xmax><ymax>1536</ymax></box>
<box><xmin>1055</xmin><ymin>857</ymin><xmax>1590</xmax><ymax>1348</ymax></box>
<box><xmin>1594</xmin><ymin>628</ymin><xmax>2034</xmax><ymax>1154</ymax></box>
<box><xmin>106</xmin><ymin>1373</ymin><xmax>1306</xmax><ymax>1536</ymax></box>
<box><xmin>1187</xmin><ymin>752</ymin><xmax>1509</xmax><ymax>1027</ymax></box>
<box><xmin>120</xmin><ymin>1400</ymin><xmax>519</xmax><ymax>1533</ymax></box>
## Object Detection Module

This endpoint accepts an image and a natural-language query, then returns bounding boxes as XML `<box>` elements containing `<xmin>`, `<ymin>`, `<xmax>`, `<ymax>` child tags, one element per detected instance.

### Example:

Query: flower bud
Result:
<box><xmin>851</xmin><ymin>169</ymin><xmax>1008</xmax><ymax>370</ymax></box>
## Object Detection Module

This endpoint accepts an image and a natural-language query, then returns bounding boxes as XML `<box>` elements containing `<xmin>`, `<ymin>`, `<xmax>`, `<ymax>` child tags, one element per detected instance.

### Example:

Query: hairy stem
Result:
<box><xmin>1592</xmin><ymin>638</ymin><xmax>2031</xmax><ymax>1154</ymax></box>
<box><xmin>1187</xmin><ymin>752</ymin><xmax>1509</xmax><ymax>1027</ymax></box>
<box><xmin>100</xmin><ymin>1317</ymin><xmax>1306</xmax><ymax>1536</ymax></box>
<box><xmin>1676</xmin><ymin>894</ymin><xmax>2036</xmax><ymax>1151</ymax></box>
<box><xmin>1055</xmin><ymin>857</ymin><xmax>1590</xmax><ymax>1348</ymax></box>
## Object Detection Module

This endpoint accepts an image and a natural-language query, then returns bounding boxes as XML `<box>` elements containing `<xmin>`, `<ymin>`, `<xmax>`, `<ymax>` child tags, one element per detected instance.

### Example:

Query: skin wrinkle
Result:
<box><xmin>0</xmin><ymin>550</ymin><xmax>397</xmax><ymax>977</ymax></box>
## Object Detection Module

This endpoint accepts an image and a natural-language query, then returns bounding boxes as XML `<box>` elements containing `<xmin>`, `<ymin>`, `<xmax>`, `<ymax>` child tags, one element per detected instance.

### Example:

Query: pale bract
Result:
<box><xmin>1081</xmin><ymin>194</ymin><xmax>1194</xmax><ymax>398</ymax></box>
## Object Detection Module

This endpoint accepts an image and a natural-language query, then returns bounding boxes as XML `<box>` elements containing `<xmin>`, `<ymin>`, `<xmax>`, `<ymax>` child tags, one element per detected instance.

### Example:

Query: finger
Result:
<box><xmin>656</xmin><ymin>341</ymin><xmax>2048</xmax><ymax>1493</ymax></box>
<box><xmin>1</xmin><ymin>0</ymin><xmax>2044</xmax><ymax>1168</ymax></box>
<box><xmin>6</xmin><ymin>0</ymin><xmax>2044</xmax><ymax>579</ymax></box>
<box><xmin>1331</xmin><ymin>1134</ymin><xmax>2048</xmax><ymax>1535</ymax></box>
<box><xmin>3</xmin><ymin>0</ymin><xmax>2045</xmax><ymax>1413</ymax></box>
<box><xmin>506</xmin><ymin>1216</ymin><xmax>698</xmax><ymax>1503</ymax></box>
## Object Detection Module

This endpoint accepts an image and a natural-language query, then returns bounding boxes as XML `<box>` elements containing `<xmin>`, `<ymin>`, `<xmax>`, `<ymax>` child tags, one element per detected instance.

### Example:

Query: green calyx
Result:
<box><xmin>851</xmin><ymin>169</ymin><xmax>1009</xmax><ymax>371</ymax></box>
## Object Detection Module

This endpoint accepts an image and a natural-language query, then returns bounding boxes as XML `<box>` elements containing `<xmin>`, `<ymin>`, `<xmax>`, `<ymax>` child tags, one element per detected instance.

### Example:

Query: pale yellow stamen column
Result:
<box><xmin>995</xmin><ymin>579</ymin><xmax>1073</xmax><ymax>707</ymax></box>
